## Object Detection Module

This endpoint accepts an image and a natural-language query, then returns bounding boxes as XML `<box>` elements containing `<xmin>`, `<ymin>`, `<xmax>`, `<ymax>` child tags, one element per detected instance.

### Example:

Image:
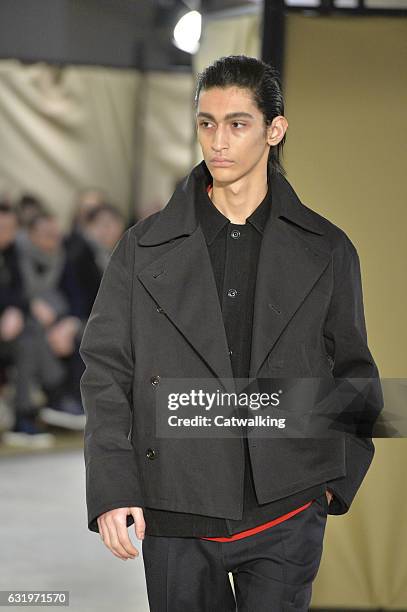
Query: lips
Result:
<box><xmin>210</xmin><ymin>158</ymin><xmax>234</xmax><ymax>166</ymax></box>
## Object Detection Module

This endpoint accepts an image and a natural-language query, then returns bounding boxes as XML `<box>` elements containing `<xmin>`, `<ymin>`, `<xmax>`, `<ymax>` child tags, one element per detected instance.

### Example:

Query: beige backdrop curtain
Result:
<box><xmin>193</xmin><ymin>11</ymin><xmax>407</xmax><ymax>609</ymax></box>
<box><xmin>0</xmin><ymin>60</ymin><xmax>195</xmax><ymax>228</ymax></box>
<box><xmin>135</xmin><ymin>71</ymin><xmax>195</xmax><ymax>220</ymax></box>
<box><xmin>0</xmin><ymin>59</ymin><xmax>142</xmax><ymax>230</ymax></box>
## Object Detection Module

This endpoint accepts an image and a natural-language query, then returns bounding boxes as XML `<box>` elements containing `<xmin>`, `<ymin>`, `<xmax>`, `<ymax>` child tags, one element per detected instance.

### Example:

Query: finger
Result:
<box><xmin>99</xmin><ymin>522</ymin><xmax>108</xmax><ymax>546</ymax></box>
<box><xmin>105</xmin><ymin>516</ymin><xmax>135</xmax><ymax>560</ymax></box>
<box><xmin>130</xmin><ymin>508</ymin><xmax>146</xmax><ymax>540</ymax></box>
<box><xmin>115</xmin><ymin>521</ymin><xmax>139</xmax><ymax>558</ymax></box>
<box><xmin>101</xmin><ymin>518</ymin><xmax>127</xmax><ymax>560</ymax></box>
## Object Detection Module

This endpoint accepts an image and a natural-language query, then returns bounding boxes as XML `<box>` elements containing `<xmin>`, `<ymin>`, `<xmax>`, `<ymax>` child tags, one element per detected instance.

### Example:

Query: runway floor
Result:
<box><xmin>0</xmin><ymin>448</ymin><xmax>150</xmax><ymax>612</ymax></box>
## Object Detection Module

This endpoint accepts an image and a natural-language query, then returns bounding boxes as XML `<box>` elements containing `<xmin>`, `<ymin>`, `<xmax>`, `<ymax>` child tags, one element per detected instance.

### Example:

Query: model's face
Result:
<box><xmin>196</xmin><ymin>86</ymin><xmax>286</xmax><ymax>183</ymax></box>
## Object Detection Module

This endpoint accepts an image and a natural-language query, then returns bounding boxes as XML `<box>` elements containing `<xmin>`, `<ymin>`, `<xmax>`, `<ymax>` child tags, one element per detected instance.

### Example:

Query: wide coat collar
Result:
<box><xmin>137</xmin><ymin>159</ymin><xmax>331</xmax><ymax>390</ymax></box>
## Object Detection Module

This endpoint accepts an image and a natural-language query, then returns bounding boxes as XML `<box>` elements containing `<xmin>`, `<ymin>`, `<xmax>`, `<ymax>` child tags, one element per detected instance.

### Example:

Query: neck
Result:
<box><xmin>208</xmin><ymin>162</ymin><xmax>269</xmax><ymax>224</ymax></box>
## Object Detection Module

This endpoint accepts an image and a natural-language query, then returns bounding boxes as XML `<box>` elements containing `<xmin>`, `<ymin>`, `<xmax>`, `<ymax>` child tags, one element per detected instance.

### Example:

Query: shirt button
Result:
<box><xmin>150</xmin><ymin>375</ymin><xmax>160</xmax><ymax>386</ymax></box>
<box><xmin>231</xmin><ymin>229</ymin><xmax>240</xmax><ymax>239</ymax></box>
<box><xmin>227</xmin><ymin>289</ymin><xmax>238</xmax><ymax>298</ymax></box>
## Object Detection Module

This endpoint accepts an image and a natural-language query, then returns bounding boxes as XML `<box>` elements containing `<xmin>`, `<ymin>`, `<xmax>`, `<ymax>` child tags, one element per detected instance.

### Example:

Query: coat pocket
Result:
<box><xmin>300</xmin><ymin>343</ymin><xmax>335</xmax><ymax>378</ymax></box>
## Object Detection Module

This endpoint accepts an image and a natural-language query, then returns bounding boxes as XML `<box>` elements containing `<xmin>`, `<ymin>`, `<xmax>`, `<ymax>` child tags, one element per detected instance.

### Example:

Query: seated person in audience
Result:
<box><xmin>65</xmin><ymin>202</ymin><xmax>126</xmax><ymax>319</ymax></box>
<box><xmin>72</xmin><ymin>187</ymin><xmax>109</xmax><ymax>232</ymax></box>
<box><xmin>14</xmin><ymin>194</ymin><xmax>46</xmax><ymax>242</ymax></box>
<box><xmin>14</xmin><ymin>211</ymin><xmax>87</xmax><ymax>433</ymax></box>
<box><xmin>82</xmin><ymin>202</ymin><xmax>126</xmax><ymax>266</ymax></box>
<box><xmin>0</xmin><ymin>200</ymin><xmax>55</xmax><ymax>446</ymax></box>
<box><xmin>0</xmin><ymin>201</ymin><xmax>28</xmax><ymax>347</ymax></box>
<box><xmin>64</xmin><ymin>186</ymin><xmax>108</xmax><ymax>270</ymax></box>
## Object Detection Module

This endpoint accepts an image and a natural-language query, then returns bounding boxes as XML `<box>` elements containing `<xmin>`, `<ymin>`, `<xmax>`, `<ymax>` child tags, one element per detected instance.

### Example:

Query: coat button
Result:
<box><xmin>146</xmin><ymin>448</ymin><xmax>157</xmax><ymax>460</ymax></box>
<box><xmin>227</xmin><ymin>288</ymin><xmax>238</xmax><ymax>298</ymax></box>
<box><xmin>156</xmin><ymin>306</ymin><xmax>165</xmax><ymax>313</ymax></box>
<box><xmin>151</xmin><ymin>375</ymin><xmax>160</xmax><ymax>386</ymax></box>
<box><xmin>230</xmin><ymin>229</ymin><xmax>240</xmax><ymax>239</ymax></box>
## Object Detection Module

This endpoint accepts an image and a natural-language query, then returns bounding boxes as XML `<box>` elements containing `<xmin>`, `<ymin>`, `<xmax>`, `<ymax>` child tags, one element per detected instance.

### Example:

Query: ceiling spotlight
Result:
<box><xmin>173</xmin><ymin>10</ymin><xmax>202</xmax><ymax>54</ymax></box>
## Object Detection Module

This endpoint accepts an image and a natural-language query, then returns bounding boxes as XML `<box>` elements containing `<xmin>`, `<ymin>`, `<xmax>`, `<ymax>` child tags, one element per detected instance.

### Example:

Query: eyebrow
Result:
<box><xmin>196</xmin><ymin>111</ymin><xmax>254</xmax><ymax>121</ymax></box>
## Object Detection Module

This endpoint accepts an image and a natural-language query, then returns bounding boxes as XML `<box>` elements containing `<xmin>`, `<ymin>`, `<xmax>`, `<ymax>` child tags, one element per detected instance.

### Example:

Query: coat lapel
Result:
<box><xmin>138</xmin><ymin>225</ymin><xmax>235</xmax><ymax>390</ymax></box>
<box><xmin>248</xmin><ymin>214</ymin><xmax>330</xmax><ymax>379</ymax></box>
<box><xmin>138</xmin><ymin>159</ymin><xmax>331</xmax><ymax>386</ymax></box>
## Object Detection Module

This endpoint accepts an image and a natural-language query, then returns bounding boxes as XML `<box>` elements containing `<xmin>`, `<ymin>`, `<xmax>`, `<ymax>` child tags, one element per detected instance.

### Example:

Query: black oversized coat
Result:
<box><xmin>79</xmin><ymin>159</ymin><xmax>383</xmax><ymax>533</ymax></box>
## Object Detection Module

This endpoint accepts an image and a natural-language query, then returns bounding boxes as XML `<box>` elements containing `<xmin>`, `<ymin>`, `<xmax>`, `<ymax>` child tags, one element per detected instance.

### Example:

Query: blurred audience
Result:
<box><xmin>65</xmin><ymin>202</ymin><xmax>125</xmax><ymax>318</ymax></box>
<box><xmin>15</xmin><ymin>194</ymin><xmax>46</xmax><ymax>232</ymax></box>
<box><xmin>0</xmin><ymin>201</ymin><xmax>31</xmax><ymax>434</ymax></box>
<box><xmin>71</xmin><ymin>187</ymin><xmax>109</xmax><ymax>232</ymax></box>
<box><xmin>0</xmin><ymin>189</ymin><xmax>127</xmax><ymax>449</ymax></box>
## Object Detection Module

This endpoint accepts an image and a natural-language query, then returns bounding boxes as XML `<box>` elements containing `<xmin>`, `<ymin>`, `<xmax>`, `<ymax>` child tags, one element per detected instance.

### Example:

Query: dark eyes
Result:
<box><xmin>199</xmin><ymin>121</ymin><xmax>246</xmax><ymax>129</ymax></box>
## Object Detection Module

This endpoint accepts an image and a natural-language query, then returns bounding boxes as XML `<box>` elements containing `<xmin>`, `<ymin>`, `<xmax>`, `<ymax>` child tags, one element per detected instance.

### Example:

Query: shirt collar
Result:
<box><xmin>195</xmin><ymin>169</ymin><xmax>273</xmax><ymax>246</ymax></box>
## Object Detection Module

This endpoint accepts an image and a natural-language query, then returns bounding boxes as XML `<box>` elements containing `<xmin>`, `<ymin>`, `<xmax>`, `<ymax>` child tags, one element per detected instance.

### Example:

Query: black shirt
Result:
<box><xmin>143</xmin><ymin>169</ymin><xmax>325</xmax><ymax>537</ymax></box>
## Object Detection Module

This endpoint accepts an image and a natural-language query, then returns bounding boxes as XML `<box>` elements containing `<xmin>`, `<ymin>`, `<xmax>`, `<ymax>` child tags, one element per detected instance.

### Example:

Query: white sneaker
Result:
<box><xmin>39</xmin><ymin>405</ymin><xmax>86</xmax><ymax>431</ymax></box>
<box><xmin>2</xmin><ymin>430</ymin><xmax>56</xmax><ymax>449</ymax></box>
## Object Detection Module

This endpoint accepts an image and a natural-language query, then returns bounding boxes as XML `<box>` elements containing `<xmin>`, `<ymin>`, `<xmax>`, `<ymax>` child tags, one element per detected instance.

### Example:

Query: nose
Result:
<box><xmin>211</xmin><ymin>124</ymin><xmax>229</xmax><ymax>152</ymax></box>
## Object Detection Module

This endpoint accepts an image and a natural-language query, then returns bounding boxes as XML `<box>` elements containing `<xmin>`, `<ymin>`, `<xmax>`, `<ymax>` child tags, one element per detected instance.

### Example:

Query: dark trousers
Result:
<box><xmin>142</xmin><ymin>492</ymin><xmax>329</xmax><ymax>611</ymax></box>
<box><xmin>11</xmin><ymin>317</ymin><xmax>84</xmax><ymax>417</ymax></box>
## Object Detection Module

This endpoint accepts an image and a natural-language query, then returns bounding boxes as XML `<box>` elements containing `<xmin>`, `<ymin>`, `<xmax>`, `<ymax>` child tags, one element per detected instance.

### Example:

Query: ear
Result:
<box><xmin>266</xmin><ymin>122</ymin><xmax>274</xmax><ymax>146</ymax></box>
<box><xmin>268</xmin><ymin>116</ymin><xmax>288</xmax><ymax>146</ymax></box>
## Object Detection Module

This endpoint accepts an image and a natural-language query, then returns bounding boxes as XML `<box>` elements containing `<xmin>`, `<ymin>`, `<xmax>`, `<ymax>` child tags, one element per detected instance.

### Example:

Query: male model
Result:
<box><xmin>80</xmin><ymin>55</ymin><xmax>382</xmax><ymax>611</ymax></box>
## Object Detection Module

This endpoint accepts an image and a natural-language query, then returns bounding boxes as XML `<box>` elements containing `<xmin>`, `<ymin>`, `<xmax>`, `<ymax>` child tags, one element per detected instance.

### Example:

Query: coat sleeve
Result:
<box><xmin>324</xmin><ymin>232</ymin><xmax>383</xmax><ymax>515</ymax></box>
<box><xmin>79</xmin><ymin>228</ymin><xmax>144</xmax><ymax>533</ymax></box>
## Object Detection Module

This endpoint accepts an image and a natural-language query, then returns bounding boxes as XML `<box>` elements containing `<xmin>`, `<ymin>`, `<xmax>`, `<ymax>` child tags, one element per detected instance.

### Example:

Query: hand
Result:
<box><xmin>46</xmin><ymin>317</ymin><xmax>80</xmax><ymax>356</ymax></box>
<box><xmin>30</xmin><ymin>298</ymin><xmax>57</xmax><ymax>327</ymax></box>
<box><xmin>97</xmin><ymin>506</ymin><xmax>145</xmax><ymax>560</ymax></box>
<box><xmin>326</xmin><ymin>488</ymin><xmax>334</xmax><ymax>506</ymax></box>
<box><xmin>0</xmin><ymin>307</ymin><xmax>24</xmax><ymax>341</ymax></box>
